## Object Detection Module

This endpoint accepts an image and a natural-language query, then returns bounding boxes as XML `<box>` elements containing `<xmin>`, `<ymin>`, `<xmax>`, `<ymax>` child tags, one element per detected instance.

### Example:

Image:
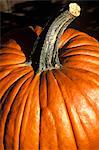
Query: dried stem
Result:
<box><xmin>39</xmin><ymin>3</ymin><xmax>81</xmax><ymax>72</ymax></box>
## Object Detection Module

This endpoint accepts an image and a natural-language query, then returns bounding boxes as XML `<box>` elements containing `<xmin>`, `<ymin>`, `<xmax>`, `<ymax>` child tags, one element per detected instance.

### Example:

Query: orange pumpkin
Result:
<box><xmin>0</xmin><ymin>3</ymin><xmax>99</xmax><ymax>150</ymax></box>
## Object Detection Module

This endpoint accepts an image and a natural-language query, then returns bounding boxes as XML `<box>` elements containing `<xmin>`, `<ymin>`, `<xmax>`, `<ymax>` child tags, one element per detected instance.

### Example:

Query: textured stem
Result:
<box><xmin>39</xmin><ymin>3</ymin><xmax>81</xmax><ymax>72</ymax></box>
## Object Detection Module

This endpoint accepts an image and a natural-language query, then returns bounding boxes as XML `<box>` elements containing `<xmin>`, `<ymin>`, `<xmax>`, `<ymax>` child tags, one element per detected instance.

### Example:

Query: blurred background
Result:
<box><xmin>0</xmin><ymin>0</ymin><xmax>99</xmax><ymax>40</ymax></box>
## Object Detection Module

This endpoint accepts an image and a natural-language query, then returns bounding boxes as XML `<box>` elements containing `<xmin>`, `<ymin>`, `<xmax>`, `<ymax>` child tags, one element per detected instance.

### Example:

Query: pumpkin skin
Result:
<box><xmin>0</xmin><ymin>28</ymin><xmax>99</xmax><ymax>150</ymax></box>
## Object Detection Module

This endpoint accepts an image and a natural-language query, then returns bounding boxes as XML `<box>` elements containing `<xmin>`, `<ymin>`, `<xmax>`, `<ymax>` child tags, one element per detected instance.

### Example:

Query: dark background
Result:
<box><xmin>0</xmin><ymin>0</ymin><xmax>99</xmax><ymax>40</ymax></box>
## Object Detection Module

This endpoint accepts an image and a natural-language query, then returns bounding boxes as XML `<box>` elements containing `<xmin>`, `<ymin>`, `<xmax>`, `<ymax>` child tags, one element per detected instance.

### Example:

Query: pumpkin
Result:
<box><xmin>0</xmin><ymin>3</ymin><xmax>99</xmax><ymax>150</ymax></box>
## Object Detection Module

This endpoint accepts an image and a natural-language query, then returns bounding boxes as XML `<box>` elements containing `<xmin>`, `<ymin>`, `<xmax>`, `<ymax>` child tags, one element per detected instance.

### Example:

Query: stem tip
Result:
<box><xmin>69</xmin><ymin>3</ymin><xmax>81</xmax><ymax>17</ymax></box>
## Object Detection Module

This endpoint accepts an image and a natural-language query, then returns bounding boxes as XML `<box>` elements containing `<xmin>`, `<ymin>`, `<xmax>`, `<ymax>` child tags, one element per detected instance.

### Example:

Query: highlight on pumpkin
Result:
<box><xmin>29</xmin><ymin>25</ymin><xmax>43</xmax><ymax>37</ymax></box>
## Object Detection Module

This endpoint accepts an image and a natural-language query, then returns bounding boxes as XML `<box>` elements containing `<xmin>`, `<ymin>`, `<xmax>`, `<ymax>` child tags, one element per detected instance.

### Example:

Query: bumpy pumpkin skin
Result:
<box><xmin>0</xmin><ymin>28</ymin><xmax>99</xmax><ymax>150</ymax></box>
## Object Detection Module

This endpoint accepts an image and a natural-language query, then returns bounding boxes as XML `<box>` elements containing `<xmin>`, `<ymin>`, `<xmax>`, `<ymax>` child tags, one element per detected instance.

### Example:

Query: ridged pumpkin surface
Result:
<box><xmin>0</xmin><ymin>28</ymin><xmax>99</xmax><ymax>150</ymax></box>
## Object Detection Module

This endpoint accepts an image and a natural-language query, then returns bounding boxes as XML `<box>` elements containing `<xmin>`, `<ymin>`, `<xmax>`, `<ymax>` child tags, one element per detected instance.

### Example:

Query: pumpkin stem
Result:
<box><xmin>39</xmin><ymin>3</ymin><xmax>81</xmax><ymax>72</ymax></box>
